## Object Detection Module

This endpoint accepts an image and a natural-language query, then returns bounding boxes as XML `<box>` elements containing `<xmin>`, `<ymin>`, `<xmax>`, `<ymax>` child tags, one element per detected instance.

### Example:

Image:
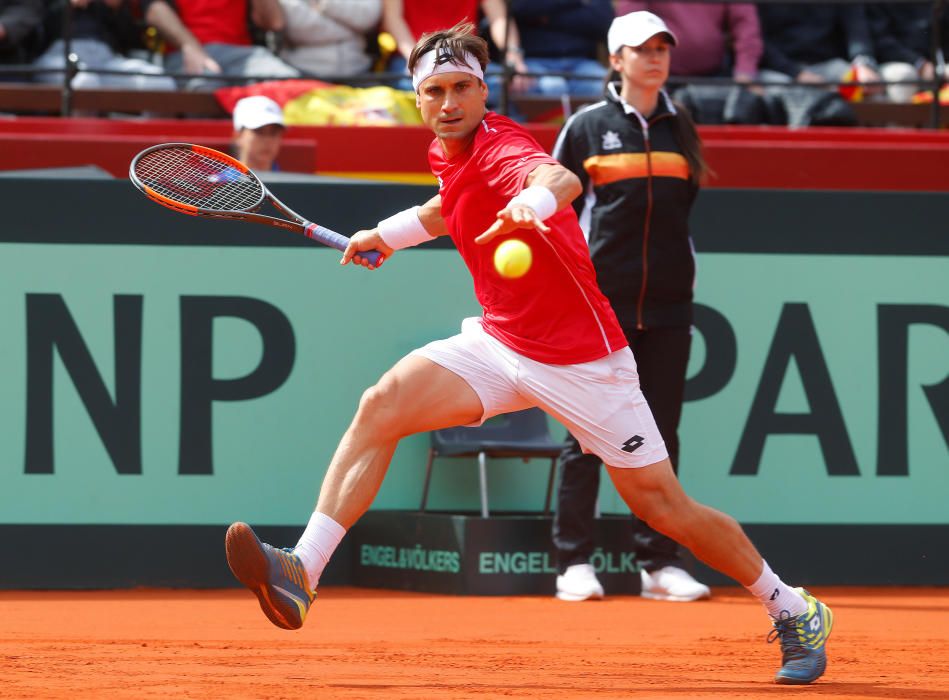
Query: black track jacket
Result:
<box><xmin>552</xmin><ymin>84</ymin><xmax>698</xmax><ymax>331</ymax></box>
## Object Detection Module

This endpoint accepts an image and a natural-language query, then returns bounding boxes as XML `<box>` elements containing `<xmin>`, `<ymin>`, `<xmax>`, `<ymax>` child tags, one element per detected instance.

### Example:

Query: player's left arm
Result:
<box><xmin>476</xmin><ymin>163</ymin><xmax>582</xmax><ymax>244</ymax></box>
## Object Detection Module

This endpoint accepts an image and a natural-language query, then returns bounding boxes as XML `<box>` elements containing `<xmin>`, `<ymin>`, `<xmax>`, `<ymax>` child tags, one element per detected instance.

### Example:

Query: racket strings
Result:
<box><xmin>134</xmin><ymin>147</ymin><xmax>263</xmax><ymax>212</ymax></box>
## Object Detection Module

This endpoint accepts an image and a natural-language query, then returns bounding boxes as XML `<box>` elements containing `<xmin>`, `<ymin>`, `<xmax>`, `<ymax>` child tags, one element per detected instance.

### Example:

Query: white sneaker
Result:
<box><xmin>641</xmin><ymin>565</ymin><xmax>711</xmax><ymax>602</ymax></box>
<box><xmin>555</xmin><ymin>563</ymin><xmax>605</xmax><ymax>601</ymax></box>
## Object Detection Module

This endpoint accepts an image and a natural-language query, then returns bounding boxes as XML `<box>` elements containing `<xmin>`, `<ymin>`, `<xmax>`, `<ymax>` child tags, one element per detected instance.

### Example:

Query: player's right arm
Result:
<box><xmin>145</xmin><ymin>0</ymin><xmax>221</xmax><ymax>74</ymax></box>
<box><xmin>342</xmin><ymin>194</ymin><xmax>447</xmax><ymax>268</ymax></box>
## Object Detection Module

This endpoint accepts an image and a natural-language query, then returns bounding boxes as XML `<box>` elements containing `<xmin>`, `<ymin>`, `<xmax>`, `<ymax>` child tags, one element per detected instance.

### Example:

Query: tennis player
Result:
<box><xmin>225</xmin><ymin>22</ymin><xmax>833</xmax><ymax>685</ymax></box>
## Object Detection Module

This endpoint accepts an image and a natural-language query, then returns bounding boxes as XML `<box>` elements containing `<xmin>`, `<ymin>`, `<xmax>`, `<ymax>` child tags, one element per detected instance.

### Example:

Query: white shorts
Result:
<box><xmin>410</xmin><ymin>318</ymin><xmax>668</xmax><ymax>468</ymax></box>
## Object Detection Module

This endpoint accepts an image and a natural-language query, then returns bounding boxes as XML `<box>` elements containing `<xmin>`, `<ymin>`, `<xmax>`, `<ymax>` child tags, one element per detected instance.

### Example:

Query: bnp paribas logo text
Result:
<box><xmin>480</xmin><ymin>549</ymin><xmax>639</xmax><ymax>575</ymax></box>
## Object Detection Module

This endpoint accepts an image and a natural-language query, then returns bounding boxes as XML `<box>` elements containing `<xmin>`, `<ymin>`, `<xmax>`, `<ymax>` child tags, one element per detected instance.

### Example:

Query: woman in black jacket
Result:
<box><xmin>551</xmin><ymin>10</ymin><xmax>711</xmax><ymax>603</ymax></box>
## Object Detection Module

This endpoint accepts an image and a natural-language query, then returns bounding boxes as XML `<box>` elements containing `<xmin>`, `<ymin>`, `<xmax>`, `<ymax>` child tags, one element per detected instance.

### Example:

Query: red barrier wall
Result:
<box><xmin>1</xmin><ymin>117</ymin><xmax>947</xmax><ymax>191</ymax></box>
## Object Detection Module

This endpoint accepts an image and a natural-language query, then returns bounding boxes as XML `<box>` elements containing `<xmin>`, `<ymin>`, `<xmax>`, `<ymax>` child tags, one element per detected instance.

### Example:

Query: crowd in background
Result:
<box><xmin>0</xmin><ymin>0</ymin><xmax>946</xmax><ymax>124</ymax></box>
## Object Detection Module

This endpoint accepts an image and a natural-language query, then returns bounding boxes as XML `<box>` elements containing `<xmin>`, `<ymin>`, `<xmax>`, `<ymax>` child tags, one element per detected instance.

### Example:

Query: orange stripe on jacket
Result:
<box><xmin>583</xmin><ymin>152</ymin><xmax>690</xmax><ymax>186</ymax></box>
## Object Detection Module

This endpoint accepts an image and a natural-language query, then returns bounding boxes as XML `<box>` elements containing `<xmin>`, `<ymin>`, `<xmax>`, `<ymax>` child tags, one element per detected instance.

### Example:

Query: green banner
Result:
<box><xmin>0</xmin><ymin>244</ymin><xmax>481</xmax><ymax>524</ymax></box>
<box><xmin>1</xmin><ymin>214</ymin><xmax>947</xmax><ymax>527</ymax></box>
<box><xmin>676</xmin><ymin>254</ymin><xmax>949</xmax><ymax>524</ymax></box>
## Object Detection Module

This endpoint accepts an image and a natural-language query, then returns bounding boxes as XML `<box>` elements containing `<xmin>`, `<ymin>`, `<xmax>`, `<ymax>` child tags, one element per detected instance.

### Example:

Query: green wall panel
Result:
<box><xmin>1</xmin><ymin>179</ymin><xmax>946</xmax><ymax>528</ymax></box>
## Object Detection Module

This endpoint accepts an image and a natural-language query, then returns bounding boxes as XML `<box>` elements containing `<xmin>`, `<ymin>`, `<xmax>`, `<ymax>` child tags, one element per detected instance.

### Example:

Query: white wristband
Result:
<box><xmin>508</xmin><ymin>185</ymin><xmax>558</xmax><ymax>221</ymax></box>
<box><xmin>377</xmin><ymin>206</ymin><xmax>430</xmax><ymax>250</ymax></box>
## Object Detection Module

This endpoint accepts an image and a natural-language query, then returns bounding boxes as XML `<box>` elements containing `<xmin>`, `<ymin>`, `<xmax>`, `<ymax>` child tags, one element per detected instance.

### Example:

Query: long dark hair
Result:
<box><xmin>671</xmin><ymin>103</ymin><xmax>710</xmax><ymax>187</ymax></box>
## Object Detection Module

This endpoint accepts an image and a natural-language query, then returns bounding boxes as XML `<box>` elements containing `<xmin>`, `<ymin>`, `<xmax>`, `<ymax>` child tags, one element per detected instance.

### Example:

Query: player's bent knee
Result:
<box><xmin>353</xmin><ymin>381</ymin><xmax>407</xmax><ymax>440</ymax></box>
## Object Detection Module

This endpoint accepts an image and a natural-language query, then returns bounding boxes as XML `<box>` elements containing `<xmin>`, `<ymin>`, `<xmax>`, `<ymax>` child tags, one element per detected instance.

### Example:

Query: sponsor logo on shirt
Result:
<box><xmin>601</xmin><ymin>130</ymin><xmax>622</xmax><ymax>150</ymax></box>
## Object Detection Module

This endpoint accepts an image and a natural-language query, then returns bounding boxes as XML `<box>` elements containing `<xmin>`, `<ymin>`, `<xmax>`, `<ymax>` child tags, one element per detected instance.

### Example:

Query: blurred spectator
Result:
<box><xmin>508</xmin><ymin>0</ymin><xmax>613</xmax><ymax>97</ymax></box>
<box><xmin>0</xmin><ymin>0</ymin><xmax>43</xmax><ymax>77</ymax></box>
<box><xmin>144</xmin><ymin>0</ymin><xmax>299</xmax><ymax>89</ymax></box>
<box><xmin>617</xmin><ymin>1</ymin><xmax>762</xmax><ymax>83</ymax></box>
<box><xmin>381</xmin><ymin>0</ymin><xmax>527</xmax><ymax>91</ymax></box>
<box><xmin>232</xmin><ymin>94</ymin><xmax>284</xmax><ymax>171</ymax></box>
<box><xmin>757</xmin><ymin>3</ymin><xmax>882</xmax><ymax>95</ymax></box>
<box><xmin>278</xmin><ymin>0</ymin><xmax>381</xmax><ymax>80</ymax></box>
<box><xmin>33</xmin><ymin>0</ymin><xmax>176</xmax><ymax>90</ymax></box>
<box><xmin>868</xmin><ymin>2</ymin><xmax>944</xmax><ymax>102</ymax></box>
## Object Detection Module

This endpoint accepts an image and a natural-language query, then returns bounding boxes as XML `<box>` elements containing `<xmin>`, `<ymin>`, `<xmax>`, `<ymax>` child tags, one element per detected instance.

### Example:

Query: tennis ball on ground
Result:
<box><xmin>494</xmin><ymin>238</ymin><xmax>532</xmax><ymax>279</ymax></box>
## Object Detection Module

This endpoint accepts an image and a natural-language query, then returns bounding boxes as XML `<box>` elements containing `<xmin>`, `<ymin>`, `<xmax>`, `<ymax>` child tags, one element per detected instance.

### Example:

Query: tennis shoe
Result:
<box><xmin>555</xmin><ymin>563</ymin><xmax>605</xmax><ymax>601</ymax></box>
<box><xmin>225</xmin><ymin>521</ymin><xmax>315</xmax><ymax>630</ymax></box>
<box><xmin>768</xmin><ymin>588</ymin><xmax>834</xmax><ymax>684</ymax></box>
<box><xmin>640</xmin><ymin>565</ymin><xmax>711</xmax><ymax>602</ymax></box>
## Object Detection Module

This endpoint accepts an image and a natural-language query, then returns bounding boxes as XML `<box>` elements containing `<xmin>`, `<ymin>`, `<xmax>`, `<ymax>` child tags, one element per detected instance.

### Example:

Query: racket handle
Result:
<box><xmin>304</xmin><ymin>223</ymin><xmax>383</xmax><ymax>267</ymax></box>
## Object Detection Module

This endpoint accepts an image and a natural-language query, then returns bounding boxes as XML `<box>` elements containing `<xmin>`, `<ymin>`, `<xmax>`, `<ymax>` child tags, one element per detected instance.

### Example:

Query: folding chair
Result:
<box><xmin>419</xmin><ymin>408</ymin><xmax>564</xmax><ymax>518</ymax></box>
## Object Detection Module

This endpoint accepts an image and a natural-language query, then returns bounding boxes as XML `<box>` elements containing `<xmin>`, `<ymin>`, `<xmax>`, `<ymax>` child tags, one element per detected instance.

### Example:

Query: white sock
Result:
<box><xmin>745</xmin><ymin>560</ymin><xmax>808</xmax><ymax>619</ymax></box>
<box><xmin>293</xmin><ymin>511</ymin><xmax>346</xmax><ymax>592</ymax></box>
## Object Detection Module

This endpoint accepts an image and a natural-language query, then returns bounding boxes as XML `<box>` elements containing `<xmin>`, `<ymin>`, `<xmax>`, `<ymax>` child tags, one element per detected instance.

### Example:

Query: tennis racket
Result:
<box><xmin>129</xmin><ymin>142</ymin><xmax>383</xmax><ymax>266</ymax></box>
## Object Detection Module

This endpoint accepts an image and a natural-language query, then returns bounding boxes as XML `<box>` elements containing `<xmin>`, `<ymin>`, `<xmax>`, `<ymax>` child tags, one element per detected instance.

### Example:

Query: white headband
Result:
<box><xmin>411</xmin><ymin>48</ymin><xmax>484</xmax><ymax>92</ymax></box>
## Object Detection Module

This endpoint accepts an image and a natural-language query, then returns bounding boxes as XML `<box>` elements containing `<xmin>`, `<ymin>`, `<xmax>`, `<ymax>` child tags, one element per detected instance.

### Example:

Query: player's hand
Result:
<box><xmin>475</xmin><ymin>204</ymin><xmax>549</xmax><ymax>245</ymax></box>
<box><xmin>342</xmin><ymin>229</ymin><xmax>390</xmax><ymax>270</ymax></box>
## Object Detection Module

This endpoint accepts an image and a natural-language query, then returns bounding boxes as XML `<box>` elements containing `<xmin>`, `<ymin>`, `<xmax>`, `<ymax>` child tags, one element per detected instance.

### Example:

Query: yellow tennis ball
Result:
<box><xmin>494</xmin><ymin>238</ymin><xmax>532</xmax><ymax>279</ymax></box>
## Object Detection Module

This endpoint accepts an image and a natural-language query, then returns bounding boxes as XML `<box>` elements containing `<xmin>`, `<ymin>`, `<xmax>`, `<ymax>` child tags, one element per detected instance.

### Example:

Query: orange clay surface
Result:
<box><xmin>1</xmin><ymin>586</ymin><xmax>947</xmax><ymax>699</ymax></box>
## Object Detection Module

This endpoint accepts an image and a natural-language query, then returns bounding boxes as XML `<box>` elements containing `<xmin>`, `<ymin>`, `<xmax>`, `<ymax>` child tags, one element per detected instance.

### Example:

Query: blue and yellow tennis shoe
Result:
<box><xmin>768</xmin><ymin>588</ymin><xmax>834</xmax><ymax>684</ymax></box>
<box><xmin>225</xmin><ymin>522</ymin><xmax>314</xmax><ymax>630</ymax></box>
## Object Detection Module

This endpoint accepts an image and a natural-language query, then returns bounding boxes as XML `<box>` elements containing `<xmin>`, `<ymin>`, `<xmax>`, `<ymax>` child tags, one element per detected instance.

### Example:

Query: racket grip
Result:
<box><xmin>304</xmin><ymin>223</ymin><xmax>383</xmax><ymax>267</ymax></box>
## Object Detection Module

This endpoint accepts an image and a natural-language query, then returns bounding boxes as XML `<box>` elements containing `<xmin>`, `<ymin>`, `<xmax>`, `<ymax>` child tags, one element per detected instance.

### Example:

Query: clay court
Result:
<box><xmin>1</xmin><ymin>586</ymin><xmax>947</xmax><ymax>699</ymax></box>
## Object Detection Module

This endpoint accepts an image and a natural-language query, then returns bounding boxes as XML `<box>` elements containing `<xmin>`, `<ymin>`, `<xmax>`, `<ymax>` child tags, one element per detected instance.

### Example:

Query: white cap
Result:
<box><xmin>607</xmin><ymin>11</ymin><xmax>678</xmax><ymax>55</ymax></box>
<box><xmin>232</xmin><ymin>95</ymin><xmax>285</xmax><ymax>131</ymax></box>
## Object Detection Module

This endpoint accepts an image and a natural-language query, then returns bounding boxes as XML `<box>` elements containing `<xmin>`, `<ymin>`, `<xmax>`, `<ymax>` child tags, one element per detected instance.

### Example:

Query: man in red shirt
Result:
<box><xmin>224</xmin><ymin>22</ymin><xmax>834</xmax><ymax>686</ymax></box>
<box><xmin>145</xmin><ymin>0</ymin><xmax>299</xmax><ymax>88</ymax></box>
